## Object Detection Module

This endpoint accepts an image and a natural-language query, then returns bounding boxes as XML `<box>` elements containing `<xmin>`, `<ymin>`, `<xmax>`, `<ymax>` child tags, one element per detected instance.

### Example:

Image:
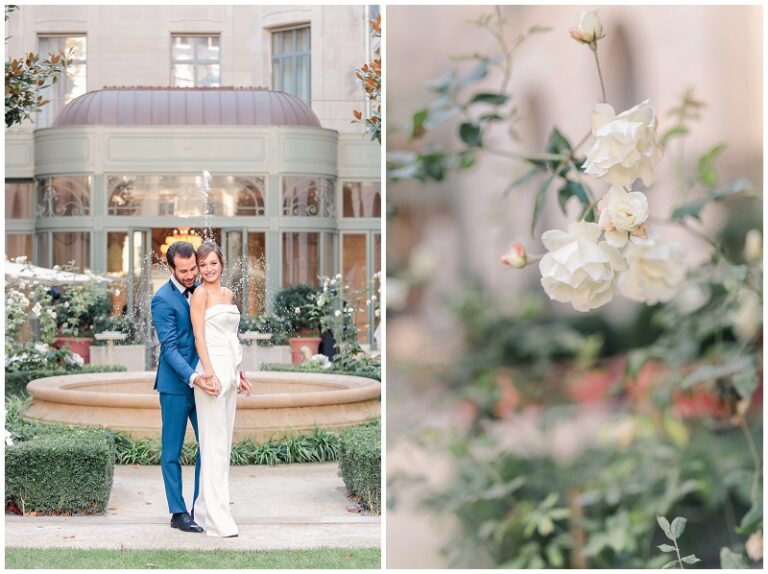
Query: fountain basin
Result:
<box><xmin>24</xmin><ymin>371</ymin><xmax>381</xmax><ymax>442</ymax></box>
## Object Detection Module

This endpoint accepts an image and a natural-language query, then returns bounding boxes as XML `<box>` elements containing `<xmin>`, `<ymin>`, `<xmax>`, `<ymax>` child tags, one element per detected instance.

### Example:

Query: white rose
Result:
<box><xmin>597</xmin><ymin>186</ymin><xmax>650</xmax><ymax>248</ymax></box>
<box><xmin>730</xmin><ymin>288</ymin><xmax>761</xmax><ymax>342</ymax></box>
<box><xmin>617</xmin><ymin>239</ymin><xmax>686</xmax><ymax>304</ymax></box>
<box><xmin>31</xmin><ymin>302</ymin><xmax>43</xmax><ymax>317</ymax></box>
<box><xmin>334</xmin><ymin>310</ymin><xmax>342</xmax><ymax>317</ymax></box>
<box><xmin>583</xmin><ymin>100</ymin><xmax>663</xmax><ymax>188</ymax></box>
<box><xmin>34</xmin><ymin>343</ymin><xmax>49</xmax><ymax>354</ymax></box>
<box><xmin>744</xmin><ymin>229</ymin><xmax>762</xmax><ymax>265</ymax></box>
<box><xmin>539</xmin><ymin>221</ymin><xmax>627</xmax><ymax>312</ymax></box>
<box><xmin>569</xmin><ymin>10</ymin><xmax>605</xmax><ymax>44</ymax></box>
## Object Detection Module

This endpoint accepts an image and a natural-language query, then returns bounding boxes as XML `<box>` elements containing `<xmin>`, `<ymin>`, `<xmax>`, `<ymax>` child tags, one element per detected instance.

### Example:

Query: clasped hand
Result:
<box><xmin>195</xmin><ymin>373</ymin><xmax>221</xmax><ymax>396</ymax></box>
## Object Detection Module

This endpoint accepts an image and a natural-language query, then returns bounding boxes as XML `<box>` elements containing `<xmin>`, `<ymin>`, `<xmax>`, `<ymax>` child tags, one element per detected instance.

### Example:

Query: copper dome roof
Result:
<box><xmin>53</xmin><ymin>87</ymin><xmax>321</xmax><ymax>128</ymax></box>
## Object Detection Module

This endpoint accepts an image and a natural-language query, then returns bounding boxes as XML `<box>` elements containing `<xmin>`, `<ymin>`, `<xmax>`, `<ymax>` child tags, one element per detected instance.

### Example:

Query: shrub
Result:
<box><xmin>5</xmin><ymin>364</ymin><xmax>127</xmax><ymax>398</ymax></box>
<box><xmin>262</xmin><ymin>362</ymin><xmax>381</xmax><ymax>382</ymax></box>
<box><xmin>273</xmin><ymin>284</ymin><xmax>320</xmax><ymax>332</ymax></box>
<box><xmin>239</xmin><ymin>313</ymin><xmax>291</xmax><ymax>346</ymax></box>
<box><xmin>5</xmin><ymin>426</ymin><xmax>115</xmax><ymax>515</ymax></box>
<box><xmin>339</xmin><ymin>421</ymin><xmax>381</xmax><ymax>514</ymax></box>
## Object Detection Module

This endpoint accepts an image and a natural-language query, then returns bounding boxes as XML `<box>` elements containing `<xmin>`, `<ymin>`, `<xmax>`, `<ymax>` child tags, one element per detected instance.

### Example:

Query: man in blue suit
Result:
<box><xmin>151</xmin><ymin>241</ymin><xmax>218</xmax><ymax>533</ymax></box>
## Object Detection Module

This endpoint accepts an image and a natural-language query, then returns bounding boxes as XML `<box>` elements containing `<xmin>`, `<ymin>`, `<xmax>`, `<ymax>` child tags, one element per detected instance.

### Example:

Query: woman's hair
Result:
<box><xmin>196</xmin><ymin>240</ymin><xmax>224</xmax><ymax>266</ymax></box>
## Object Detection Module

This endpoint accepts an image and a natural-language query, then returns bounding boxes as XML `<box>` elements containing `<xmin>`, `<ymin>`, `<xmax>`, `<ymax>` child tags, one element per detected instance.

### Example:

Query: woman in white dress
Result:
<box><xmin>189</xmin><ymin>241</ymin><xmax>252</xmax><ymax>537</ymax></box>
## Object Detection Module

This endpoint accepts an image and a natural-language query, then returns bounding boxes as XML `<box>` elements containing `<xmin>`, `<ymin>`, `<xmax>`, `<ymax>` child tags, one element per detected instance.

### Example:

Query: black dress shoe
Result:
<box><xmin>170</xmin><ymin>512</ymin><xmax>204</xmax><ymax>533</ymax></box>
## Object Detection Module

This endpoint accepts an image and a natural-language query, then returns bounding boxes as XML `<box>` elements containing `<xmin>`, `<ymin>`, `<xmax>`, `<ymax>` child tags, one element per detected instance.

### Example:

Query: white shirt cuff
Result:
<box><xmin>189</xmin><ymin>372</ymin><xmax>197</xmax><ymax>387</ymax></box>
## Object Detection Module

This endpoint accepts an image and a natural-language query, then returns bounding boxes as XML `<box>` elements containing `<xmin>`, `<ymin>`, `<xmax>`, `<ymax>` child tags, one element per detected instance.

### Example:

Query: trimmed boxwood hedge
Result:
<box><xmin>338</xmin><ymin>421</ymin><xmax>381</xmax><ymax>514</ymax></box>
<box><xmin>5</xmin><ymin>364</ymin><xmax>127</xmax><ymax>398</ymax></box>
<box><xmin>5</xmin><ymin>426</ymin><xmax>115</xmax><ymax>515</ymax></box>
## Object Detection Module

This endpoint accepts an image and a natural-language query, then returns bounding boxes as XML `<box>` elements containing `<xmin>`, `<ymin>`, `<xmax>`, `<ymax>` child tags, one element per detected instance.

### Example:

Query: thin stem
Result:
<box><xmin>673</xmin><ymin>538</ymin><xmax>685</xmax><ymax>570</ymax></box>
<box><xmin>590</xmin><ymin>43</ymin><xmax>607</xmax><ymax>103</ymax></box>
<box><xmin>738</xmin><ymin>415</ymin><xmax>762</xmax><ymax>506</ymax></box>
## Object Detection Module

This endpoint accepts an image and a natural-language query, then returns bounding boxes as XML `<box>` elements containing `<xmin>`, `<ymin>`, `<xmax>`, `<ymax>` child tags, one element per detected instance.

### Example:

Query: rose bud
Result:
<box><xmin>570</xmin><ymin>10</ymin><xmax>606</xmax><ymax>44</ymax></box>
<box><xmin>501</xmin><ymin>241</ymin><xmax>528</xmax><ymax>268</ymax></box>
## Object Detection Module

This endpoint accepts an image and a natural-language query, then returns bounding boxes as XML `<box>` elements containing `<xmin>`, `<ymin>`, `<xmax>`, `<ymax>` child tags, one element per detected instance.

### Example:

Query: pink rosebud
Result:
<box><xmin>501</xmin><ymin>241</ymin><xmax>528</xmax><ymax>268</ymax></box>
<box><xmin>570</xmin><ymin>10</ymin><xmax>605</xmax><ymax>44</ymax></box>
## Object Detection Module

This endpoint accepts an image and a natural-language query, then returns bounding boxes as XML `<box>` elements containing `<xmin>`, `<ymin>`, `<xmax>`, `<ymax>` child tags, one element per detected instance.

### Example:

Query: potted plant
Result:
<box><xmin>273</xmin><ymin>284</ymin><xmax>323</xmax><ymax>363</ymax></box>
<box><xmin>53</xmin><ymin>275</ymin><xmax>111</xmax><ymax>364</ymax></box>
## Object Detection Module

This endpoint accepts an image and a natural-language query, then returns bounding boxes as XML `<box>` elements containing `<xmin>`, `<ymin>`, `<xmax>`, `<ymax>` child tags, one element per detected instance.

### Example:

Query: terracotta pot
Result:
<box><xmin>288</xmin><ymin>337</ymin><xmax>321</xmax><ymax>364</ymax></box>
<box><xmin>54</xmin><ymin>336</ymin><xmax>93</xmax><ymax>364</ymax></box>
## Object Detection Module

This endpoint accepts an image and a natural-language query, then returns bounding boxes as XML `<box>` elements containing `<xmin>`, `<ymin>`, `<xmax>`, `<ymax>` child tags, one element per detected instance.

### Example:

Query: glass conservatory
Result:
<box><xmin>5</xmin><ymin>87</ymin><xmax>381</xmax><ymax>347</ymax></box>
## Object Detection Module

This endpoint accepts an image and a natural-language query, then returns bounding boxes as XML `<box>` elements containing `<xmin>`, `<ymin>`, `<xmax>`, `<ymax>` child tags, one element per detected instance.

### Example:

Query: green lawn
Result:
<box><xmin>5</xmin><ymin>548</ymin><xmax>381</xmax><ymax>569</ymax></box>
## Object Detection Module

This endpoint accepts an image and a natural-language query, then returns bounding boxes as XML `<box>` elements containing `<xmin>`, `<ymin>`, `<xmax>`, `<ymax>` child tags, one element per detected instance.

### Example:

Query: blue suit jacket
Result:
<box><xmin>151</xmin><ymin>279</ymin><xmax>199</xmax><ymax>395</ymax></box>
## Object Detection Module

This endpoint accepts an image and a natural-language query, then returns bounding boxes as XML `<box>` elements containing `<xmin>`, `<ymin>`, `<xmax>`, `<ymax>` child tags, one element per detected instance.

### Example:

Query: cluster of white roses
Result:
<box><xmin>538</xmin><ymin>99</ymin><xmax>686</xmax><ymax>312</ymax></box>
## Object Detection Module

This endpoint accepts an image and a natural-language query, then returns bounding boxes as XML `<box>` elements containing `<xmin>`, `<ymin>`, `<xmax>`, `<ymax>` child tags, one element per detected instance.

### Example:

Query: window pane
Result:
<box><xmin>53</xmin><ymin>231</ymin><xmax>90</xmax><ymax>271</ymax></box>
<box><xmin>196</xmin><ymin>64</ymin><xmax>220</xmax><ymax>87</ymax></box>
<box><xmin>37</xmin><ymin>176</ymin><xmax>91</xmax><ymax>217</ymax></box>
<box><xmin>37</xmin><ymin>35</ymin><xmax>86</xmax><ymax>128</ymax></box>
<box><xmin>282</xmin><ymin>176</ymin><xmax>335</xmax><ymax>217</ymax></box>
<box><xmin>107</xmin><ymin>175</ymin><xmax>266</xmax><ymax>217</ymax></box>
<box><xmin>283</xmin><ymin>57</ymin><xmax>295</xmax><ymax>94</ymax></box>
<box><xmin>172</xmin><ymin>64</ymin><xmax>195</xmax><ymax>87</ymax></box>
<box><xmin>172</xmin><ymin>36</ymin><xmax>194</xmax><ymax>61</ymax></box>
<box><xmin>247</xmin><ymin>232</ymin><xmax>267</xmax><ymax>316</ymax></box>
<box><xmin>343</xmin><ymin>181</ymin><xmax>381</xmax><ymax>218</ymax></box>
<box><xmin>297</xmin><ymin>27</ymin><xmax>310</xmax><ymax>51</ymax></box>
<box><xmin>6</xmin><ymin>234</ymin><xmax>33</xmax><ymax>261</ymax></box>
<box><xmin>342</xmin><ymin>234</ymin><xmax>368</xmax><ymax>342</ymax></box>
<box><xmin>5</xmin><ymin>181</ymin><xmax>34</xmax><ymax>219</ymax></box>
<box><xmin>106</xmin><ymin>231</ymin><xmax>129</xmax><ymax>314</ymax></box>
<box><xmin>296</xmin><ymin>55</ymin><xmax>310</xmax><ymax>102</ymax></box>
<box><xmin>283</xmin><ymin>232</ymin><xmax>319</xmax><ymax>287</ymax></box>
<box><xmin>322</xmin><ymin>232</ymin><xmax>334</xmax><ymax>277</ymax></box>
<box><xmin>197</xmin><ymin>36</ymin><xmax>220</xmax><ymax>61</ymax></box>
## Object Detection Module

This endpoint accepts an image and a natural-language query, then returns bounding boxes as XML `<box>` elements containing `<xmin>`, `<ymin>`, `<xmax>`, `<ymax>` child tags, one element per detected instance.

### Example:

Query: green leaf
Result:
<box><xmin>720</xmin><ymin>548</ymin><xmax>749</xmax><ymax>569</ymax></box>
<box><xmin>546</xmin><ymin>544</ymin><xmax>564</xmax><ymax>568</ymax></box>
<box><xmin>468</xmin><ymin>92</ymin><xmax>509</xmax><ymax>106</ymax></box>
<box><xmin>661</xmin><ymin>560</ymin><xmax>678</xmax><ymax>569</ymax></box>
<box><xmin>671</xmin><ymin>198</ymin><xmax>707</xmax><ymax>221</ymax></box>
<box><xmin>557</xmin><ymin>181</ymin><xmax>590</xmax><ymax>214</ymax></box>
<box><xmin>681</xmin><ymin>555</ymin><xmax>701</xmax><ymax>565</ymax></box>
<box><xmin>697</xmin><ymin>143</ymin><xmax>726</xmax><ymax>188</ymax></box>
<box><xmin>627</xmin><ymin>350</ymin><xmax>649</xmax><ymax>379</ymax></box>
<box><xmin>712</xmin><ymin>178</ymin><xmax>753</xmax><ymax>199</ymax></box>
<box><xmin>426</xmin><ymin>70</ymin><xmax>456</xmax><ymax>95</ymax></box>
<box><xmin>458</xmin><ymin>150</ymin><xmax>476</xmax><ymax>170</ymax></box>
<box><xmin>657</xmin><ymin>516</ymin><xmax>674</xmax><ymax>540</ymax></box>
<box><xmin>410</xmin><ymin>109</ymin><xmax>429</xmax><ymax>139</ymax></box>
<box><xmin>579</xmin><ymin>202</ymin><xmax>597</xmax><ymax>223</ymax></box>
<box><xmin>736</xmin><ymin>500</ymin><xmax>763</xmax><ymax>535</ymax></box>
<box><xmin>661</xmin><ymin>126</ymin><xmax>689</xmax><ymax>146</ymax></box>
<box><xmin>457</xmin><ymin>58</ymin><xmax>490</xmax><ymax>88</ymax></box>
<box><xmin>537</xmin><ymin>516</ymin><xmax>555</xmax><ymax>536</ymax></box>
<box><xmin>459</xmin><ymin>122</ymin><xmax>482</xmax><ymax>147</ymax></box>
<box><xmin>479</xmin><ymin>112</ymin><xmax>504</xmax><ymax>123</ymax></box>
<box><xmin>531</xmin><ymin>176</ymin><xmax>554</xmax><ymax>236</ymax></box>
<box><xmin>681</xmin><ymin>356</ymin><xmax>755</xmax><ymax>389</ymax></box>
<box><xmin>503</xmin><ymin>169</ymin><xmax>539</xmax><ymax>196</ymax></box>
<box><xmin>732</xmin><ymin>370</ymin><xmax>758</xmax><ymax>400</ymax></box>
<box><xmin>670</xmin><ymin>517</ymin><xmax>687</xmax><ymax>539</ymax></box>
<box><xmin>546</xmin><ymin>127</ymin><xmax>572</xmax><ymax>156</ymax></box>
<box><xmin>658</xmin><ymin>544</ymin><xmax>676</xmax><ymax>553</ymax></box>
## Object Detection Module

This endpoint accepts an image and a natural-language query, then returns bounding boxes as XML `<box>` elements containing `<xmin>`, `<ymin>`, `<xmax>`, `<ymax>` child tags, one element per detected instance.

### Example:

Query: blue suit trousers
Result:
<box><xmin>159</xmin><ymin>392</ymin><xmax>201</xmax><ymax>514</ymax></box>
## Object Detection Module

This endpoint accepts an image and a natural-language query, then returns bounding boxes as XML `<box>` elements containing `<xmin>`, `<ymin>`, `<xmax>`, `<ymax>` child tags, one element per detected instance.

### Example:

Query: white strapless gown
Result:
<box><xmin>193</xmin><ymin>304</ymin><xmax>243</xmax><ymax>537</ymax></box>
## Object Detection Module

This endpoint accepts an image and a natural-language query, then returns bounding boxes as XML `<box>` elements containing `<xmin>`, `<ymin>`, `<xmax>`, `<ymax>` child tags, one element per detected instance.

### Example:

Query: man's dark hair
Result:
<box><xmin>166</xmin><ymin>241</ymin><xmax>197</xmax><ymax>269</ymax></box>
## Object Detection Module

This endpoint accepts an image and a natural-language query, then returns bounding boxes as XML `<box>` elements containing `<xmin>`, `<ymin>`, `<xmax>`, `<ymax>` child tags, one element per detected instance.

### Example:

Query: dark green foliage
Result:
<box><xmin>239</xmin><ymin>314</ymin><xmax>291</xmax><ymax>346</ymax></box>
<box><xmin>112</xmin><ymin>428</ymin><xmax>341</xmax><ymax>466</ymax></box>
<box><xmin>261</xmin><ymin>361</ymin><xmax>381</xmax><ymax>382</ymax></box>
<box><xmin>5</xmin><ymin>364</ymin><xmax>127</xmax><ymax>398</ymax></box>
<box><xmin>339</xmin><ymin>422</ymin><xmax>381</xmax><ymax>514</ymax></box>
<box><xmin>5</xmin><ymin>426</ymin><xmax>115</xmax><ymax>515</ymax></box>
<box><xmin>273</xmin><ymin>284</ymin><xmax>320</xmax><ymax>332</ymax></box>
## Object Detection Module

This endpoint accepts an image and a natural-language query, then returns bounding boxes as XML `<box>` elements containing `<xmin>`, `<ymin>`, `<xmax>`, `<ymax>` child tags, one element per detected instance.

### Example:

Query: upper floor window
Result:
<box><xmin>36</xmin><ymin>35</ymin><xmax>87</xmax><ymax>128</ymax></box>
<box><xmin>271</xmin><ymin>26</ymin><xmax>310</xmax><ymax>104</ymax></box>
<box><xmin>171</xmin><ymin>35</ymin><xmax>220</xmax><ymax>87</ymax></box>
